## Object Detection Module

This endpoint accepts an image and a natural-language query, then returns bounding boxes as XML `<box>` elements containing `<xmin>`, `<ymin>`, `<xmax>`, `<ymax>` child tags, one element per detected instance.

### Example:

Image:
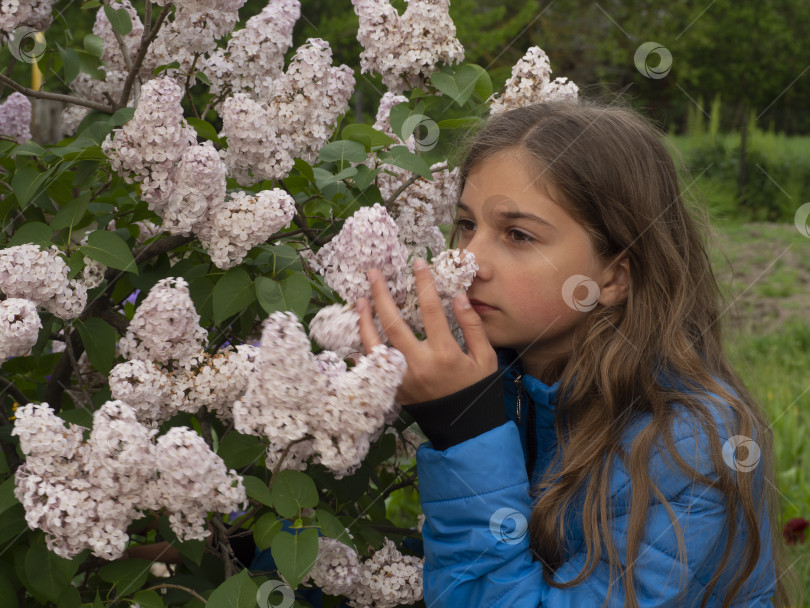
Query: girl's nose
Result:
<box><xmin>461</xmin><ymin>235</ymin><xmax>493</xmax><ymax>281</ymax></box>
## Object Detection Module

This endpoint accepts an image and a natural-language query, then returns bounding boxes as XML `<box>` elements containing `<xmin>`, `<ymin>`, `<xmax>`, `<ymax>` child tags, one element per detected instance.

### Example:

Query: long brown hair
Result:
<box><xmin>450</xmin><ymin>100</ymin><xmax>799</xmax><ymax>607</ymax></box>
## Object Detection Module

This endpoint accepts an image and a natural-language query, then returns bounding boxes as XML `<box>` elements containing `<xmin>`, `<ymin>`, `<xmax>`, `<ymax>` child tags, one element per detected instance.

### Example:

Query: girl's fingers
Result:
<box><xmin>366</xmin><ymin>269</ymin><xmax>419</xmax><ymax>353</ymax></box>
<box><xmin>412</xmin><ymin>259</ymin><xmax>453</xmax><ymax>345</ymax></box>
<box><xmin>355</xmin><ymin>297</ymin><xmax>382</xmax><ymax>354</ymax></box>
<box><xmin>453</xmin><ymin>292</ymin><xmax>498</xmax><ymax>371</ymax></box>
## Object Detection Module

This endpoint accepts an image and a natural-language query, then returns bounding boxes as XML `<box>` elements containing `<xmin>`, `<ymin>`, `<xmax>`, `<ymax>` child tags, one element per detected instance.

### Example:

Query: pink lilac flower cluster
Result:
<box><xmin>489</xmin><ymin>46</ymin><xmax>579</xmax><ymax>115</ymax></box>
<box><xmin>0</xmin><ymin>0</ymin><xmax>51</xmax><ymax>31</ymax></box>
<box><xmin>308</xmin><ymin>538</ymin><xmax>424</xmax><ymax>607</ymax></box>
<box><xmin>204</xmin><ymin>0</ymin><xmax>300</xmax><ymax>99</ymax></box>
<box><xmin>103</xmin><ymin>77</ymin><xmax>296</xmax><ymax>267</ymax></box>
<box><xmin>0</xmin><ymin>298</ymin><xmax>41</xmax><ymax>362</ymax></box>
<box><xmin>218</xmin><ymin>38</ymin><xmax>356</xmax><ymax>184</ymax></box>
<box><xmin>150</xmin><ymin>0</ymin><xmax>246</xmax><ymax>75</ymax></box>
<box><xmin>305</xmin><ymin>204</ymin><xmax>477</xmax><ymax>351</ymax></box>
<box><xmin>232</xmin><ymin>311</ymin><xmax>407</xmax><ymax>478</ymax></box>
<box><xmin>0</xmin><ymin>244</ymin><xmax>89</xmax><ymax>319</ymax></box>
<box><xmin>12</xmin><ymin>400</ymin><xmax>246</xmax><ymax>559</ymax></box>
<box><xmin>111</xmin><ymin>278</ymin><xmax>259</xmax><ymax>425</ymax></box>
<box><xmin>352</xmin><ymin>0</ymin><xmax>464</xmax><ymax>94</ymax></box>
<box><xmin>0</xmin><ymin>92</ymin><xmax>32</xmax><ymax>143</ymax></box>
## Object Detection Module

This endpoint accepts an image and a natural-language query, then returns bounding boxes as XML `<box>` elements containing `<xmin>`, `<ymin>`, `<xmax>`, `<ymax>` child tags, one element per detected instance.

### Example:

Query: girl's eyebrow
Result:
<box><xmin>456</xmin><ymin>201</ymin><xmax>557</xmax><ymax>231</ymax></box>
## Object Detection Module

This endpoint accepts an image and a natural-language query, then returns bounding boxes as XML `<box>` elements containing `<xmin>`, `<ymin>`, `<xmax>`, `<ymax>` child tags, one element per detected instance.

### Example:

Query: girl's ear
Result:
<box><xmin>598</xmin><ymin>253</ymin><xmax>630</xmax><ymax>306</ymax></box>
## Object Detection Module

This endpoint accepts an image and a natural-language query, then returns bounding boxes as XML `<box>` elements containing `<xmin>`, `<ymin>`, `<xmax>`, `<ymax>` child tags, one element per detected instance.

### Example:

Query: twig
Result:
<box><xmin>184</xmin><ymin>54</ymin><xmax>201</xmax><ymax>119</ymax></box>
<box><xmin>0</xmin><ymin>56</ymin><xmax>18</xmax><ymax>97</ymax></box>
<box><xmin>64</xmin><ymin>322</ymin><xmax>93</xmax><ymax>408</ymax></box>
<box><xmin>102</xmin><ymin>0</ymin><xmax>133</xmax><ymax>72</ymax></box>
<box><xmin>210</xmin><ymin>517</ymin><xmax>236</xmax><ymax>579</ymax></box>
<box><xmin>117</xmin><ymin>4</ymin><xmax>171</xmax><ymax>109</ymax></box>
<box><xmin>141</xmin><ymin>584</ymin><xmax>207</xmax><ymax>604</ymax></box>
<box><xmin>225</xmin><ymin>502</ymin><xmax>263</xmax><ymax>536</ymax></box>
<box><xmin>97</xmin><ymin>308</ymin><xmax>130</xmax><ymax>334</ymax></box>
<box><xmin>0</xmin><ymin>73</ymin><xmax>113</xmax><ymax>114</ymax></box>
<box><xmin>381</xmin><ymin>163</ymin><xmax>449</xmax><ymax>210</ymax></box>
<box><xmin>0</xmin><ymin>376</ymin><xmax>28</xmax><ymax>407</ymax></box>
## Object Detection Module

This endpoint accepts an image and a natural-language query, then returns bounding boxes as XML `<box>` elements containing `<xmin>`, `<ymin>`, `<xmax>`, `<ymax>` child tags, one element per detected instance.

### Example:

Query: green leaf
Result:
<box><xmin>57</xmin><ymin>43</ymin><xmax>80</xmax><ymax>84</ymax></box>
<box><xmin>213</xmin><ymin>267</ymin><xmax>256</xmax><ymax>324</ymax></box>
<box><xmin>271</xmin><ymin>470</ymin><xmax>318</xmax><ymax>519</ymax></box>
<box><xmin>24</xmin><ymin>541</ymin><xmax>78</xmax><ymax>603</ymax></box>
<box><xmin>74</xmin><ymin>318</ymin><xmax>117</xmax><ymax>375</ymax></box>
<box><xmin>57</xmin><ymin>585</ymin><xmax>81</xmax><ymax>608</ymax></box>
<box><xmin>315</xmin><ymin>508</ymin><xmax>352</xmax><ymax>545</ymax></box>
<box><xmin>382</xmin><ymin>145</ymin><xmax>433</xmax><ymax>180</ymax></box>
<box><xmin>0</xmin><ymin>477</ymin><xmax>20</xmax><ymax>516</ymax></box>
<box><xmin>318</xmin><ymin>140</ymin><xmax>367</xmax><ymax>164</ymax></box>
<box><xmin>83</xmin><ymin>33</ymin><xmax>104</xmax><ymax>58</ymax></box>
<box><xmin>133</xmin><ymin>590</ymin><xmax>165</xmax><ymax>608</ymax></box>
<box><xmin>470</xmin><ymin>64</ymin><xmax>494</xmax><ymax>100</ymax></box>
<box><xmin>103</xmin><ymin>4</ymin><xmax>133</xmax><ymax>36</ymax></box>
<box><xmin>0</xmin><ymin>504</ymin><xmax>27</xmax><ymax>546</ymax></box>
<box><xmin>186</xmin><ymin>117</ymin><xmax>220</xmax><ymax>143</ymax></box>
<box><xmin>430</xmin><ymin>65</ymin><xmax>480</xmax><ymax>107</ymax></box>
<box><xmin>217</xmin><ymin>432</ymin><xmax>266</xmax><ymax>469</ymax></box>
<box><xmin>353</xmin><ymin>165</ymin><xmax>379</xmax><ymax>191</ymax></box>
<box><xmin>12</xmin><ymin>164</ymin><xmax>57</xmax><ymax>208</ymax></box>
<box><xmin>98</xmin><ymin>558</ymin><xmax>151</xmax><ymax>597</ymax></box>
<box><xmin>252</xmin><ymin>514</ymin><xmax>283</xmax><ymax>550</ymax></box>
<box><xmin>243</xmin><ymin>475</ymin><xmax>273</xmax><ymax>507</ymax></box>
<box><xmin>0</xmin><ymin>570</ymin><xmax>17</xmax><ymax>608</ymax></box>
<box><xmin>156</xmin><ymin>517</ymin><xmax>205</xmax><ymax>566</ymax></box>
<box><xmin>316</xmin><ymin>166</ymin><xmax>358</xmax><ymax>186</ymax></box>
<box><xmin>388</xmin><ymin>102</ymin><xmax>416</xmax><ymax>141</ymax></box>
<box><xmin>110</xmin><ymin>106</ymin><xmax>135</xmax><ymax>128</ymax></box>
<box><xmin>293</xmin><ymin>158</ymin><xmax>315</xmax><ymax>182</ymax></box>
<box><xmin>10</xmin><ymin>142</ymin><xmax>47</xmax><ymax>158</ymax></box>
<box><xmin>270</xmin><ymin>529</ymin><xmax>318</xmax><ymax>589</ymax></box>
<box><xmin>9</xmin><ymin>222</ymin><xmax>52</xmax><ymax>247</ymax></box>
<box><xmin>206</xmin><ymin>569</ymin><xmax>258</xmax><ymax>608</ymax></box>
<box><xmin>341</xmin><ymin>124</ymin><xmax>396</xmax><ymax>150</ymax></box>
<box><xmin>255</xmin><ymin>274</ymin><xmax>311</xmax><ymax>319</ymax></box>
<box><xmin>188</xmin><ymin>275</ymin><xmax>214</xmax><ymax>325</ymax></box>
<box><xmin>50</xmin><ymin>194</ymin><xmax>90</xmax><ymax>231</ymax></box>
<box><xmin>80</xmin><ymin>230</ymin><xmax>138</xmax><ymax>274</ymax></box>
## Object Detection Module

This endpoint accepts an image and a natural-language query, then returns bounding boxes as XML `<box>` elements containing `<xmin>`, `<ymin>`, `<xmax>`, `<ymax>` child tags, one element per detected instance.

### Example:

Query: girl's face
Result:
<box><xmin>456</xmin><ymin>148</ymin><xmax>615</xmax><ymax>380</ymax></box>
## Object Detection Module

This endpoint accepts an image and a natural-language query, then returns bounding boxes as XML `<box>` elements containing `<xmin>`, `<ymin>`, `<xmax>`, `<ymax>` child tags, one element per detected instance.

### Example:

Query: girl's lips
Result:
<box><xmin>469</xmin><ymin>299</ymin><xmax>497</xmax><ymax>313</ymax></box>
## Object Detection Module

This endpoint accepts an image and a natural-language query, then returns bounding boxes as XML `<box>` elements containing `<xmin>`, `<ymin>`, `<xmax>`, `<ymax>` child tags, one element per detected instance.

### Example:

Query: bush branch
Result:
<box><xmin>0</xmin><ymin>73</ymin><xmax>114</xmax><ymax>114</ymax></box>
<box><xmin>117</xmin><ymin>4</ymin><xmax>171</xmax><ymax>109</ymax></box>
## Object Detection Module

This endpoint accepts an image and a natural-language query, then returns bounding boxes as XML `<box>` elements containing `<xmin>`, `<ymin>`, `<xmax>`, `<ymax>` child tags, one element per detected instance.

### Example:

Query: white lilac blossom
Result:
<box><xmin>353</xmin><ymin>0</ymin><xmax>464</xmax><ymax>94</ymax></box>
<box><xmin>164</xmin><ymin>142</ymin><xmax>228</xmax><ymax>236</ymax></box>
<box><xmin>93</xmin><ymin>0</ymin><xmax>146</xmax><ymax>74</ymax></box>
<box><xmin>118</xmin><ymin>277</ymin><xmax>208</xmax><ymax>367</ymax></box>
<box><xmin>267</xmin><ymin>38</ymin><xmax>356</xmax><ymax>164</ymax></box>
<box><xmin>311</xmin><ymin>203</ymin><xmax>411</xmax><ymax>306</ymax></box>
<box><xmin>349</xmin><ymin>539</ymin><xmax>424</xmax><ymax>607</ymax></box>
<box><xmin>308</xmin><ymin>537</ymin><xmax>361</xmax><ymax>597</ymax></box>
<box><xmin>0</xmin><ymin>244</ymin><xmax>87</xmax><ymax>319</ymax></box>
<box><xmin>218</xmin><ymin>93</ymin><xmax>294</xmax><ymax>186</ymax></box>
<box><xmin>108</xmin><ymin>359</ymin><xmax>171</xmax><ymax>423</ymax></box>
<box><xmin>233</xmin><ymin>312</ymin><xmax>407</xmax><ymax>478</ymax></box>
<box><xmin>12</xmin><ymin>401</ymin><xmax>245</xmax><ymax>558</ymax></box>
<box><xmin>203</xmin><ymin>0</ymin><xmax>300</xmax><ymax>99</ymax></box>
<box><xmin>0</xmin><ymin>92</ymin><xmax>32</xmax><ymax>143</ymax></box>
<box><xmin>102</xmin><ymin>77</ymin><xmax>197</xmax><ymax>207</ymax></box>
<box><xmin>489</xmin><ymin>46</ymin><xmax>579</xmax><ymax>115</ymax></box>
<box><xmin>196</xmin><ymin>189</ymin><xmax>296</xmax><ymax>269</ymax></box>
<box><xmin>0</xmin><ymin>0</ymin><xmax>30</xmax><ymax>31</ymax></box>
<box><xmin>152</xmin><ymin>427</ymin><xmax>246</xmax><ymax>541</ymax></box>
<box><xmin>81</xmin><ymin>256</ymin><xmax>106</xmax><ymax>290</ymax></box>
<box><xmin>0</xmin><ymin>298</ymin><xmax>41</xmax><ymax>361</ymax></box>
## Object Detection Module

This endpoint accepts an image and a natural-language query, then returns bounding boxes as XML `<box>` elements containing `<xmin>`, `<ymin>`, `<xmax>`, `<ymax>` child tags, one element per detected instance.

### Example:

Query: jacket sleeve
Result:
<box><xmin>407</xmin><ymin>382</ymin><xmax>777</xmax><ymax>608</ymax></box>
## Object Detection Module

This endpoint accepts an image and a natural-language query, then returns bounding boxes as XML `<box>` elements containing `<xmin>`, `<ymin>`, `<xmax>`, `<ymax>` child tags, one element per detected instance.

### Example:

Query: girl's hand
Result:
<box><xmin>356</xmin><ymin>259</ymin><xmax>498</xmax><ymax>405</ymax></box>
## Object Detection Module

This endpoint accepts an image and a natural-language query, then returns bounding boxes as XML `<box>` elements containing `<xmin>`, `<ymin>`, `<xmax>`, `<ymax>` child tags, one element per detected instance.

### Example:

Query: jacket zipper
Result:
<box><xmin>514</xmin><ymin>374</ymin><xmax>524</xmax><ymax>424</ymax></box>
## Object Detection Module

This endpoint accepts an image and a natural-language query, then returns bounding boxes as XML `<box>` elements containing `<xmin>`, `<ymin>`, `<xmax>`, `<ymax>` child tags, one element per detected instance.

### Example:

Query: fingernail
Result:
<box><xmin>366</xmin><ymin>269</ymin><xmax>380</xmax><ymax>283</ymax></box>
<box><xmin>414</xmin><ymin>258</ymin><xmax>427</xmax><ymax>270</ymax></box>
<box><xmin>456</xmin><ymin>292</ymin><xmax>471</xmax><ymax>309</ymax></box>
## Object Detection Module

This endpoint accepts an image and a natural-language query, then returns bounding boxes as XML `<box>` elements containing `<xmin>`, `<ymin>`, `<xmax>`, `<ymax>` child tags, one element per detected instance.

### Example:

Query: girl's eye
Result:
<box><xmin>507</xmin><ymin>229</ymin><xmax>534</xmax><ymax>244</ymax></box>
<box><xmin>453</xmin><ymin>218</ymin><xmax>476</xmax><ymax>232</ymax></box>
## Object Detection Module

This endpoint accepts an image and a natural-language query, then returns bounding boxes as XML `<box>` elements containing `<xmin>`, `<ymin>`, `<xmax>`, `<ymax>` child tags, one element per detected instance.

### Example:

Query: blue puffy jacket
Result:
<box><xmin>402</xmin><ymin>348</ymin><xmax>777</xmax><ymax>607</ymax></box>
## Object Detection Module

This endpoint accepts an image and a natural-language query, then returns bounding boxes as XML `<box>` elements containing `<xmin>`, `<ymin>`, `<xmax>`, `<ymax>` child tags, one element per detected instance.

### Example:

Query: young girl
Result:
<box><xmin>356</xmin><ymin>100</ymin><xmax>798</xmax><ymax>607</ymax></box>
